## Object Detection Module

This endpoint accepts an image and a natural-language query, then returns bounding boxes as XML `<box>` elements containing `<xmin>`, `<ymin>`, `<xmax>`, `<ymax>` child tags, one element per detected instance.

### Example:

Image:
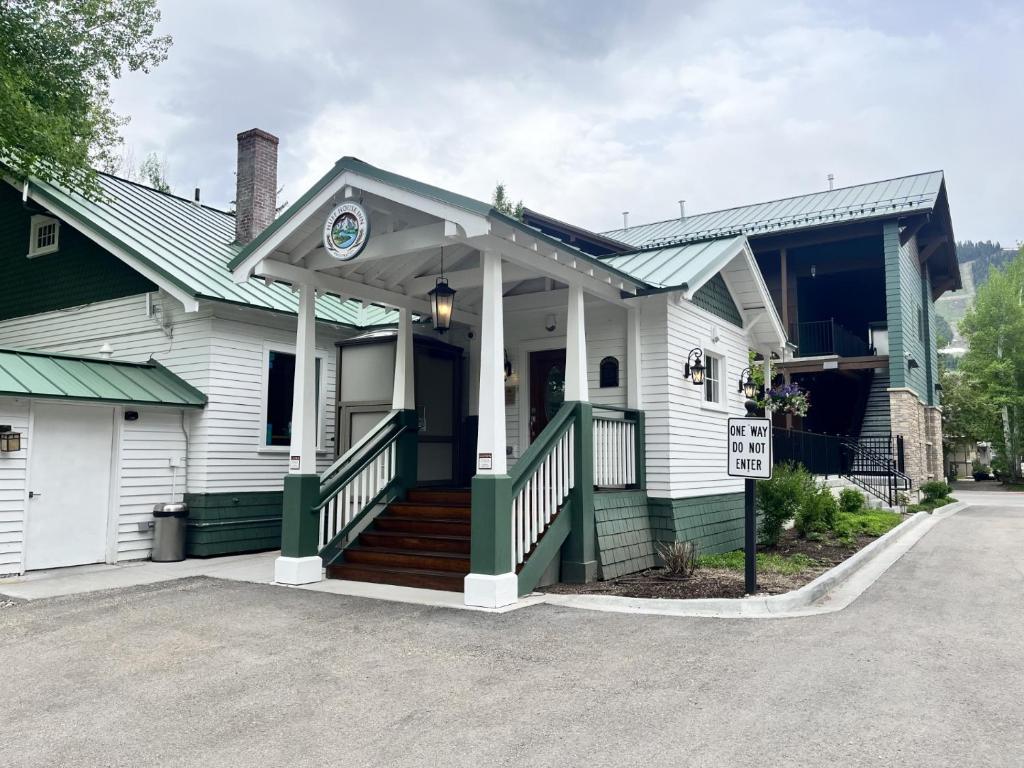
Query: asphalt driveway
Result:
<box><xmin>2</xmin><ymin>493</ymin><xmax>1023</xmax><ymax>767</ymax></box>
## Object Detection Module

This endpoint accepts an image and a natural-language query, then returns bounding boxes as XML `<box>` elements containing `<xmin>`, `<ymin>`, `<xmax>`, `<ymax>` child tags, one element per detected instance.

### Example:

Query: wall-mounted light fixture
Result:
<box><xmin>907</xmin><ymin>357</ymin><xmax>920</xmax><ymax>370</ymax></box>
<box><xmin>684</xmin><ymin>348</ymin><xmax>705</xmax><ymax>386</ymax></box>
<box><xmin>810</xmin><ymin>264</ymin><xmax>817</xmax><ymax>278</ymax></box>
<box><xmin>544</xmin><ymin>314</ymin><xmax>557</xmax><ymax>333</ymax></box>
<box><xmin>0</xmin><ymin>425</ymin><xmax>22</xmax><ymax>452</ymax></box>
<box><xmin>934</xmin><ymin>382</ymin><xmax>943</xmax><ymax>393</ymax></box>
<box><xmin>738</xmin><ymin>367</ymin><xmax>758</xmax><ymax>399</ymax></box>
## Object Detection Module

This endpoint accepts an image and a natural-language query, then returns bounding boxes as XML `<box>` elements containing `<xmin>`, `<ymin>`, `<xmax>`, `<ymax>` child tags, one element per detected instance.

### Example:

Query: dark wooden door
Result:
<box><xmin>529</xmin><ymin>348</ymin><xmax>566</xmax><ymax>442</ymax></box>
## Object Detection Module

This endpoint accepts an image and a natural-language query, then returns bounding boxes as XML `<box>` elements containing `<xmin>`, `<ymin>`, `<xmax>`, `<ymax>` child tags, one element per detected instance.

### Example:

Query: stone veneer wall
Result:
<box><xmin>889</xmin><ymin>387</ymin><xmax>942</xmax><ymax>488</ymax></box>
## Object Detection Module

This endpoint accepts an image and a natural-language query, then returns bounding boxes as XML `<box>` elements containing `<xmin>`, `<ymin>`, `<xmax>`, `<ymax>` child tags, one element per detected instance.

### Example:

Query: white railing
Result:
<box><xmin>511</xmin><ymin>423</ymin><xmax>575</xmax><ymax>569</ymax></box>
<box><xmin>318</xmin><ymin>442</ymin><xmax>397</xmax><ymax>549</ymax></box>
<box><xmin>593</xmin><ymin>416</ymin><xmax>637</xmax><ymax>488</ymax></box>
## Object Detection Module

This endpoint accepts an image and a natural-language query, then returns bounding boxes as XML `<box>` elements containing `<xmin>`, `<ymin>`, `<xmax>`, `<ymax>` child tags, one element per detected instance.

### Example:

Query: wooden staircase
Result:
<box><xmin>326</xmin><ymin>488</ymin><xmax>470</xmax><ymax>592</ymax></box>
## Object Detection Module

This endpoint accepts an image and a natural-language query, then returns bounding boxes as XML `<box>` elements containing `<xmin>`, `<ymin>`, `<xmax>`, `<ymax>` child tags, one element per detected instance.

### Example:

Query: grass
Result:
<box><xmin>835</xmin><ymin>508</ymin><xmax>903</xmax><ymax>537</ymax></box>
<box><xmin>698</xmin><ymin>551</ymin><xmax>819</xmax><ymax>575</ymax></box>
<box><xmin>907</xmin><ymin>496</ymin><xmax>957</xmax><ymax>513</ymax></box>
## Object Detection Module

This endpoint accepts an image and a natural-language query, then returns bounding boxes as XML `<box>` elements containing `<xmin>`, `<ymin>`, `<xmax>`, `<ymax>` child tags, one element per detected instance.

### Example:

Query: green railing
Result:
<box><xmin>592</xmin><ymin>404</ymin><xmax>646</xmax><ymax>490</ymax></box>
<box><xmin>316</xmin><ymin>409</ymin><xmax>418</xmax><ymax>565</ymax></box>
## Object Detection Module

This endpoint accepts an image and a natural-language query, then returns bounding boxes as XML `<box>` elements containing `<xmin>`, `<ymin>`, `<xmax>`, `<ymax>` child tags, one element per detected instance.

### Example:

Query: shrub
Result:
<box><xmin>838</xmin><ymin>488</ymin><xmax>865</xmax><ymax>514</ymax></box>
<box><xmin>756</xmin><ymin>462</ymin><xmax>816</xmax><ymax>546</ymax></box>
<box><xmin>920</xmin><ymin>480</ymin><xmax>952</xmax><ymax>502</ymax></box>
<box><xmin>657</xmin><ymin>540</ymin><xmax>698</xmax><ymax>577</ymax></box>
<box><xmin>795</xmin><ymin>485</ymin><xmax>839</xmax><ymax>538</ymax></box>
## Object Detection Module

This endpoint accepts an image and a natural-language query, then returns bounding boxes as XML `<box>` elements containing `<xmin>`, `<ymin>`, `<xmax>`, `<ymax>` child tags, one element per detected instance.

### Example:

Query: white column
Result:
<box><xmin>290</xmin><ymin>283</ymin><xmax>318</xmax><ymax>474</ymax></box>
<box><xmin>762</xmin><ymin>350</ymin><xmax>773</xmax><ymax>417</ymax></box>
<box><xmin>627</xmin><ymin>306</ymin><xmax>642</xmax><ymax>410</ymax></box>
<box><xmin>467</xmin><ymin>324</ymin><xmax>481</xmax><ymax>417</ymax></box>
<box><xmin>392</xmin><ymin>307</ymin><xmax>415</xmax><ymax>410</ymax></box>
<box><xmin>565</xmin><ymin>284</ymin><xmax>589</xmax><ymax>402</ymax></box>
<box><xmin>476</xmin><ymin>250</ymin><xmax>507</xmax><ymax>475</ymax></box>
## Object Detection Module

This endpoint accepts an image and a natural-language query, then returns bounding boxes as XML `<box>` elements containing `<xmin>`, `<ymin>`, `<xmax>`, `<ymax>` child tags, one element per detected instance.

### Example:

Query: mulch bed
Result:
<box><xmin>540</xmin><ymin>526</ymin><xmax>892</xmax><ymax>600</ymax></box>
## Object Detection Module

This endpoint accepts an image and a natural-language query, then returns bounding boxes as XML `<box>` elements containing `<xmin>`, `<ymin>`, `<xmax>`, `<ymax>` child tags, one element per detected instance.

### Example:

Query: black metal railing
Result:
<box><xmin>789</xmin><ymin>319</ymin><xmax>872</xmax><ymax>358</ymax></box>
<box><xmin>772</xmin><ymin>428</ymin><xmax>912</xmax><ymax>507</ymax></box>
<box><xmin>773</xmin><ymin>428</ymin><xmax>845</xmax><ymax>477</ymax></box>
<box><xmin>840</xmin><ymin>438</ymin><xmax>912</xmax><ymax>507</ymax></box>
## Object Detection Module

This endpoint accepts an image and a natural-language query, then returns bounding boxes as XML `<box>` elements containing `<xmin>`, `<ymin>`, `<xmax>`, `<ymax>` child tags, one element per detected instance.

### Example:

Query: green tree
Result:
<box><xmin>0</xmin><ymin>0</ymin><xmax>171</xmax><ymax>197</ymax></box>
<box><xmin>492</xmin><ymin>182</ymin><xmax>525</xmax><ymax>221</ymax></box>
<box><xmin>138</xmin><ymin>151</ymin><xmax>170</xmax><ymax>193</ymax></box>
<box><xmin>957</xmin><ymin>247</ymin><xmax>1024</xmax><ymax>480</ymax></box>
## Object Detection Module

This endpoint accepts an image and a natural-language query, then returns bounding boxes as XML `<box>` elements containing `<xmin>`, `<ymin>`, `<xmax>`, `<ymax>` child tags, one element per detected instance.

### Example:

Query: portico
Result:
<box><xmin>231</xmin><ymin>157</ymin><xmax>653</xmax><ymax>607</ymax></box>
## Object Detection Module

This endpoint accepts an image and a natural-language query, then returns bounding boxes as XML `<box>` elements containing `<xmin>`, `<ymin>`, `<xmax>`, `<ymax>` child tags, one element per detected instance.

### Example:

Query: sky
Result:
<box><xmin>110</xmin><ymin>0</ymin><xmax>1023</xmax><ymax>245</ymax></box>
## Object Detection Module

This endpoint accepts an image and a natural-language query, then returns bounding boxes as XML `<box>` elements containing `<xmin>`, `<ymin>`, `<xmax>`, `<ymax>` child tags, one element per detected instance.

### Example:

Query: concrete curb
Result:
<box><xmin>541</xmin><ymin>501</ymin><xmax>968</xmax><ymax>619</ymax></box>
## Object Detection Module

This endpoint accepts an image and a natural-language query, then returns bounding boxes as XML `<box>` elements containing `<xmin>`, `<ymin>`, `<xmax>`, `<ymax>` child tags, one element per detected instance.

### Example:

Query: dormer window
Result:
<box><xmin>28</xmin><ymin>215</ymin><xmax>60</xmax><ymax>258</ymax></box>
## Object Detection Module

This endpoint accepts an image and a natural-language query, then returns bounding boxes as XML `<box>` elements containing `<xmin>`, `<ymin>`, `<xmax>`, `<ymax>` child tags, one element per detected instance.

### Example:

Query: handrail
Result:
<box><xmin>316</xmin><ymin>410</ymin><xmax>416</xmax><ymax>558</ymax></box>
<box><xmin>509</xmin><ymin>402</ymin><xmax>578</xmax><ymax>569</ymax></box>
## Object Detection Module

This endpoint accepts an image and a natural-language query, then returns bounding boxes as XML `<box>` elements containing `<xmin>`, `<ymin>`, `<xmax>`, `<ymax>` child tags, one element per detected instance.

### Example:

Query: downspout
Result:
<box><xmin>180</xmin><ymin>410</ymin><xmax>191</xmax><ymax>502</ymax></box>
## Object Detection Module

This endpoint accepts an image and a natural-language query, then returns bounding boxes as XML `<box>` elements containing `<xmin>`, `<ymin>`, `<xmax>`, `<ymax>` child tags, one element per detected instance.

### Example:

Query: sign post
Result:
<box><xmin>727</xmin><ymin>416</ymin><xmax>772</xmax><ymax>595</ymax></box>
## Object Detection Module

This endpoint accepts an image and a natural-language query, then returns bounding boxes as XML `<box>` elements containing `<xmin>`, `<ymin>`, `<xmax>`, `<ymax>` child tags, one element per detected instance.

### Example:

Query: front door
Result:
<box><xmin>24</xmin><ymin>402</ymin><xmax>114</xmax><ymax>570</ymax></box>
<box><xmin>529</xmin><ymin>348</ymin><xmax>566</xmax><ymax>442</ymax></box>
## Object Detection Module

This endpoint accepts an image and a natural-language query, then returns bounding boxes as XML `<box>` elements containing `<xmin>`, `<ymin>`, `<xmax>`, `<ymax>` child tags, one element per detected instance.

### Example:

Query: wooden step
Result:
<box><xmin>327</xmin><ymin>562</ymin><xmax>464</xmax><ymax>592</ymax></box>
<box><xmin>373</xmin><ymin>516</ymin><xmax>471</xmax><ymax>536</ymax></box>
<box><xmin>384</xmin><ymin>502</ymin><xmax>471</xmax><ymax>520</ymax></box>
<box><xmin>405</xmin><ymin>488</ymin><xmax>471</xmax><ymax>505</ymax></box>
<box><xmin>358</xmin><ymin>531</ymin><xmax>470</xmax><ymax>554</ymax></box>
<box><xmin>343</xmin><ymin>547</ymin><xmax>470</xmax><ymax>574</ymax></box>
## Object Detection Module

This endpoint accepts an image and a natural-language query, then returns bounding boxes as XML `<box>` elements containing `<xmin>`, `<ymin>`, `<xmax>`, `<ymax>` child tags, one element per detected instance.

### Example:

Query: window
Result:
<box><xmin>263</xmin><ymin>349</ymin><xmax>322</xmax><ymax>448</ymax></box>
<box><xmin>28</xmin><ymin>215</ymin><xmax>60</xmax><ymax>258</ymax></box>
<box><xmin>704</xmin><ymin>351</ymin><xmax>723</xmax><ymax>405</ymax></box>
<box><xmin>599</xmin><ymin>356</ymin><xmax>620</xmax><ymax>388</ymax></box>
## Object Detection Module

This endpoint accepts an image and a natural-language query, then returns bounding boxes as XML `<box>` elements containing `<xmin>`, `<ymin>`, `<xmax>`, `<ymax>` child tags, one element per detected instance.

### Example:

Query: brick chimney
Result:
<box><xmin>234</xmin><ymin>128</ymin><xmax>279</xmax><ymax>244</ymax></box>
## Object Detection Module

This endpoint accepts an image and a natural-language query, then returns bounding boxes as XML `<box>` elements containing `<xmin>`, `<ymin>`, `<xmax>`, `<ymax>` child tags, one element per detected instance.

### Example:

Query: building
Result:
<box><xmin>0</xmin><ymin>130</ymin><xmax>957</xmax><ymax>607</ymax></box>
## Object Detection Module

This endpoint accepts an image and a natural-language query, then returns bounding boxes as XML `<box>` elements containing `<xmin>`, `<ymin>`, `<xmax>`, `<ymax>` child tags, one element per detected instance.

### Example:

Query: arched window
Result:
<box><xmin>599</xmin><ymin>356</ymin><xmax>620</xmax><ymax>388</ymax></box>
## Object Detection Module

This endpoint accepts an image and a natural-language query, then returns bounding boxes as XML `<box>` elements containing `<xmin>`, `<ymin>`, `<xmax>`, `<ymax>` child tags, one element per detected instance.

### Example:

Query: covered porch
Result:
<box><xmin>230</xmin><ymin>158</ymin><xmax>649</xmax><ymax>608</ymax></box>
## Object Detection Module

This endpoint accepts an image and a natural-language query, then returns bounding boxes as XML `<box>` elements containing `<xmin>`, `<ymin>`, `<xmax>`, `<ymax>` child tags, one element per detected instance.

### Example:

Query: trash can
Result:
<box><xmin>152</xmin><ymin>502</ymin><xmax>189</xmax><ymax>562</ymax></box>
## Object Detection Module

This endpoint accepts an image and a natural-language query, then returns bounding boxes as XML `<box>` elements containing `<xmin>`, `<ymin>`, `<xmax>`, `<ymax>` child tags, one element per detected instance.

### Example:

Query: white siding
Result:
<box><xmin>116</xmin><ymin>407</ymin><xmax>188</xmax><ymax>562</ymax></box>
<box><xmin>0</xmin><ymin>398</ymin><xmax>29</xmax><ymax>575</ymax></box>
<box><xmin>640</xmin><ymin>293</ymin><xmax>750</xmax><ymax>498</ymax></box>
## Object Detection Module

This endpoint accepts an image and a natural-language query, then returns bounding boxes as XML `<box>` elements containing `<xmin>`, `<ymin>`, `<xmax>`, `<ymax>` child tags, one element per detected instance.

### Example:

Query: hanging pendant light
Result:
<box><xmin>428</xmin><ymin>243</ymin><xmax>456</xmax><ymax>333</ymax></box>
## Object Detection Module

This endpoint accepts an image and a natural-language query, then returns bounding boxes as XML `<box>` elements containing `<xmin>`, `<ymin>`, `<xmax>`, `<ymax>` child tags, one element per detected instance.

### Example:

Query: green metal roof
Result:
<box><xmin>230</xmin><ymin>157</ymin><xmax>648</xmax><ymax>291</ymax></box>
<box><xmin>603</xmin><ymin>171</ymin><xmax>946</xmax><ymax>248</ymax></box>
<box><xmin>17</xmin><ymin>174</ymin><xmax>395</xmax><ymax>327</ymax></box>
<box><xmin>603</xmin><ymin>236</ymin><xmax>748</xmax><ymax>290</ymax></box>
<box><xmin>0</xmin><ymin>349</ymin><xmax>207</xmax><ymax>408</ymax></box>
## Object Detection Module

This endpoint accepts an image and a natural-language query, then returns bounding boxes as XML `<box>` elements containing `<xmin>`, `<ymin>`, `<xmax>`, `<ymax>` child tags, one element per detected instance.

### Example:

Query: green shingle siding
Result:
<box><xmin>0</xmin><ymin>185</ymin><xmax>156</xmax><ymax>320</ymax></box>
<box><xmin>883</xmin><ymin>221</ymin><xmax>936</xmax><ymax>403</ymax></box>
<box><xmin>649</xmin><ymin>493</ymin><xmax>747</xmax><ymax>555</ymax></box>
<box><xmin>692</xmin><ymin>273</ymin><xmax>744</xmax><ymax>327</ymax></box>
<box><xmin>594</xmin><ymin>491</ymin><xmax>656</xmax><ymax>579</ymax></box>
<box><xmin>184</xmin><ymin>491</ymin><xmax>283</xmax><ymax>557</ymax></box>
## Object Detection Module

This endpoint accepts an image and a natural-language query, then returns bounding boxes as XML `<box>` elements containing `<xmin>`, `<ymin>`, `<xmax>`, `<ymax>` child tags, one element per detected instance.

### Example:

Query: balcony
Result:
<box><xmin>789</xmin><ymin>319</ymin><xmax>873</xmax><ymax>358</ymax></box>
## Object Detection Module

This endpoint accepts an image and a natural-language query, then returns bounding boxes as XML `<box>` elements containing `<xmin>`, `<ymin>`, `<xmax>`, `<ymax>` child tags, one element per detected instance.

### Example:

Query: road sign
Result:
<box><xmin>727</xmin><ymin>417</ymin><xmax>772</xmax><ymax>480</ymax></box>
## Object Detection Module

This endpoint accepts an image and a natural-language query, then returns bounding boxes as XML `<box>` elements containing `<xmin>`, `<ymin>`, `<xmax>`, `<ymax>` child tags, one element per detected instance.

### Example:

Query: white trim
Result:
<box><xmin>257</xmin><ymin>341</ymin><xmax>327</xmax><ymax>454</ymax></box>
<box><xmin>274</xmin><ymin>555</ymin><xmax>324</xmax><ymax>585</ymax></box>
<box><xmin>464</xmin><ymin>571</ymin><xmax>518</xmax><ymax>608</ymax></box>
<box><xmin>27</xmin><ymin>214</ymin><xmax>60</xmax><ymax>258</ymax></box>
<box><xmin>105</xmin><ymin>406</ymin><xmax>124</xmax><ymax>565</ymax></box>
<box><xmin>700</xmin><ymin>347</ymin><xmax>729</xmax><ymax>413</ymax></box>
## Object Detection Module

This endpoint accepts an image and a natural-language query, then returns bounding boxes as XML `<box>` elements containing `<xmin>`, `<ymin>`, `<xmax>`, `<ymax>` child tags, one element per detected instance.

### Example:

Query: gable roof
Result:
<box><xmin>602</xmin><ymin>171</ymin><xmax>946</xmax><ymax>248</ymax></box>
<box><xmin>13</xmin><ymin>173</ymin><xmax>394</xmax><ymax>327</ymax></box>
<box><xmin>0</xmin><ymin>348</ymin><xmax>206</xmax><ymax>408</ymax></box>
<box><xmin>603</xmin><ymin>235</ymin><xmax>748</xmax><ymax>290</ymax></box>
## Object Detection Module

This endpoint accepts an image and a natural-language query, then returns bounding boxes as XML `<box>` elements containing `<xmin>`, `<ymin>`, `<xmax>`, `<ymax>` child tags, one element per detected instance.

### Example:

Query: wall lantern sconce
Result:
<box><xmin>544</xmin><ymin>314</ymin><xmax>557</xmax><ymax>333</ymax></box>
<box><xmin>0</xmin><ymin>425</ymin><xmax>22</xmax><ymax>452</ymax></box>
<box><xmin>934</xmin><ymin>382</ymin><xmax>943</xmax><ymax>393</ymax></box>
<box><xmin>684</xmin><ymin>348</ymin><xmax>705</xmax><ymax>386</ymax></box>
<box><xmin>907</xmin><ymin>357</ymin><xmax>920</xmax><ymax>371</ymax></box>
<box><xmin>810</xmin><ymin>264</ymin><xmax>817</xmax><ymax>278</ymax></box>
<box><xmin>738</xmin><ymin>367</ymin><xmax>758</xmax><ymax>399</ymax></box>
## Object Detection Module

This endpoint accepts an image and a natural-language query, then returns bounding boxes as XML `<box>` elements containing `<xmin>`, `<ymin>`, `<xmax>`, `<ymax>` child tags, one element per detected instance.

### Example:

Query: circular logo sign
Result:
<box><xmin>323</xmin><ymin>202</ymin><xmax>370</xmax><ymax>261</ymax></box>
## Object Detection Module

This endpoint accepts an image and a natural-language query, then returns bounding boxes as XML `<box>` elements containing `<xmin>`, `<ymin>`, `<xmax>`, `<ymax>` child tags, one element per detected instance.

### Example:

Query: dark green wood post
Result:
<box><xmin>470</xmin><ymin>473</ymin><xmax>512</xmax><ymax>575</ymax></box>
<box><xmin>394</xmin><ymin>409</ymin><xmax>420</xmax><ymax>496</ymax></box>
<box><xmin>280</xmin><ymin>474</ymin><xmax>321</xmax><ymax>559</ymax></box>
<box><xmin>562</xmin><ymin>402</ymin><xmax>597</xmax><ymax>582</ymax></box>
<box><xmin>634</xmin><ymin>409</ymin><xmax>646</xmax><ymax>490</ymax></box>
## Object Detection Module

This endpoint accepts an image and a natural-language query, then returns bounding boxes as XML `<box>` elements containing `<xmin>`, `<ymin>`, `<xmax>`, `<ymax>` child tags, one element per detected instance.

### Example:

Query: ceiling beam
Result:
<box><xmin>899</xmin><ymin>214</ymin><xmax>930</xmax><ymax>246</ymax></box>
<box><xmin>254</xmin><ymin>258</ymin><xmax>481</xmax><ymax>324</ymax></box>
<box><xmin>403</xmin><ymin>262</ymin><xmax>535</xmax><ymax>295</ymax></box>
<box><xmin>917</xmin><ymin>235</ymin><xmax>949</xmax><ymax>264</ymax></box>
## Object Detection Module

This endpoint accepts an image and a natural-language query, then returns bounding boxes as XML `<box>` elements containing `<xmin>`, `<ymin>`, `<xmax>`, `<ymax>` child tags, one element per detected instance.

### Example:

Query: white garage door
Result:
<box><xmin>24</xmin><ymin>402</ymin><xmax>115</xmax><ymax>570</ymax></box>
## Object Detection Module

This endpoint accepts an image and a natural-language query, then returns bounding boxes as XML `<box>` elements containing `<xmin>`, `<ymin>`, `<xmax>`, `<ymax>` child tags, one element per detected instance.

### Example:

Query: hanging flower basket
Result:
<box><xmin>765</xmin><ymin>383</ymin><xmax>810</xmax><ymax>417</ymax></box>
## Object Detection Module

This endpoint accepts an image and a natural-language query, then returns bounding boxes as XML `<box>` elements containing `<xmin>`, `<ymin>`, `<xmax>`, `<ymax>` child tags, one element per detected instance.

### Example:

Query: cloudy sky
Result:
<box><xmin>111</xmin><ymin>0</ymin><xmax>1022</xmax><ymax>244</ymax></box>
